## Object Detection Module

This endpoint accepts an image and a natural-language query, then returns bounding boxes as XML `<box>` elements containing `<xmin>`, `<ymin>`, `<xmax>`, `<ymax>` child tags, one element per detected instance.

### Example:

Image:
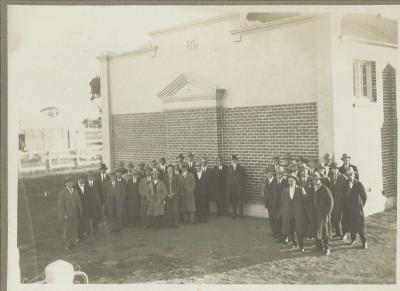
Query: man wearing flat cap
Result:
<box><xmin>226</xmin><ymin>154</ymin><xmax>247</xmax><ymax>219</ymax></box>
<box><xmin>312</xmin><ymin>172</ymin><xmax>334</xmax><ymax>255</ymax></box>
<box><xmin>279</xmin><ymin>174</ymin><xmax>308</xmax><ymax>251</ymax></box>
<box><xmin>96</xmin><ymin>163</ymin><xmax>110</xmax><ymax>207</ymax></box>
<box><xmin>57</xmin><ymin>177</ymin><xmax>82</xmax><ymax>250</ymax></box>
<box><xmin>104</xmin><ymin>171</ymin><xmax>126</xmax><ymax>232</ymax></box>
<box><xmin>339</xmin><ymin>153</ymin><xmax>359</xmax><ymax>180</ymax></box>
<box><xmin>262</xmin><ymin>166</ymin><xmax>279</xmax><ymax>235</ymax></box>
<box><xmin>212</xmin><ymin>156</ymin><xmax>228</xmax><ymax>217</ymax></box>
<box><xmin>329</xmin><ymin>162</ymin><xmax>348</xmax><ymax>239</ymax></box>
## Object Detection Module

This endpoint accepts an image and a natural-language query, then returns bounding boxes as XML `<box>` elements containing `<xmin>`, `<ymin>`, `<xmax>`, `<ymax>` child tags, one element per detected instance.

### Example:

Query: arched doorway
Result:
<box><xmin>381</xmin><ymin>64</ymin><xmax>398</xmax><ymax>198</ymax></box>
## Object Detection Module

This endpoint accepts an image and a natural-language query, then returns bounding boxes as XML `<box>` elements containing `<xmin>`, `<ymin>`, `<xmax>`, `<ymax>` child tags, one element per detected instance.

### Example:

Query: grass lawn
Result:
<box><xmin>18</xmin><ymin>173</ymin><xmax>397</xmax><ymax>284</ymax></box>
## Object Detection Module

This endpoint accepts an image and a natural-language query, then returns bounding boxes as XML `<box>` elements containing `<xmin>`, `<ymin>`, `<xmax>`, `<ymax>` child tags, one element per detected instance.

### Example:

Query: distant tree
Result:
<box><xmin>89</xmin><ymin>76</ymin><xmax>101</xmax><ymax>101</ymax></box>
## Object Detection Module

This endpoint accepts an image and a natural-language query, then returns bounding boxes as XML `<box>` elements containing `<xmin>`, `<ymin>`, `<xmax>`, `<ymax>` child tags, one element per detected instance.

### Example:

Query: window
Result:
<box><xmin>353</xmin><ymin>60</ymin><xmax>377</xmax><ymax>102</ymax></box>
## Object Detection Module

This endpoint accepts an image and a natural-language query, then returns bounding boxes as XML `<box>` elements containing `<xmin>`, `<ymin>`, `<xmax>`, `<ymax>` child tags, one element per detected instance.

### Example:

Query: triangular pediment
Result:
<box><xmin>157</xmin><ymin>72</ymin><xmax>224</xmax><ymax>102</ymax></box>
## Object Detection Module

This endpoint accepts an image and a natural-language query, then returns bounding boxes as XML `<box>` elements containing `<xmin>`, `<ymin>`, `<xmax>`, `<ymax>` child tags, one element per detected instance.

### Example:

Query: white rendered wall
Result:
<box><xmin>107</xmin><ymin>16</ymin><xmax>325</xmax><ymax>115</ymax></box>
<box><xmin>330</xmin><ymin>24</ymin><xmax>398</xmax><ymax>215</ymax></box>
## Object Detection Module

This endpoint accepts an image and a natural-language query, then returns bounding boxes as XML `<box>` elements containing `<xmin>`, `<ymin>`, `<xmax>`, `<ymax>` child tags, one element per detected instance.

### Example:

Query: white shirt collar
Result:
<box><xmin>289</xmin><ymin>185</ymin><xmax>295</xmax><ymax>199</ymax></box>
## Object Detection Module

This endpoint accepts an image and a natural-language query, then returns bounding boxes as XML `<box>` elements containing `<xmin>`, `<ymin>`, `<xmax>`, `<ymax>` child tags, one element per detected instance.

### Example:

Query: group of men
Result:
<box><xmin>57</xmin><ymin>152</ymin><xmax>246</xmax><ymax>250</ymax></box>
<box><xmin>262</xmin><ymin>152</ymin><xmax>367</xmax><ymax>255</ymax></box>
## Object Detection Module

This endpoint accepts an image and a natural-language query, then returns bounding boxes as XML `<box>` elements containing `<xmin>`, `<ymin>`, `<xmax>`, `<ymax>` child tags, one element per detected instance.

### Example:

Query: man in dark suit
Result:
<box><xmin>343</xmin><ymin>167</ymin><xmax>368</xmax><ymax>249</ymax></box>
<box><xmin>75</xmin><ymin>174</ymin><xmax>89</xmax><ymax>241</ymax></box>
<box><xmin>194</xmin><ymin>158</ymin><xmax>212</xmax><ymax>223</ymax></box>
<box><xmin>323</xmin><ymin>152</ymin><xmax>335</xmax><ymax>178</ymax></box>
<box><xmin>212</xmin><ymin>156</ymin><xmax>228</xmax><ymax>216</ymax></box>
<box><xmin>187</xmin><ymin>152</ymin><xmax>196</xmax><ymax>175</ymax></box>
<box><xmin>164</xmin><ymin>164</ymin><xmax>182</xmax><ymax>228</ymax></box>
<box><xmin>298</xmin><ymin>165</ymin><xmax>315</xmax><ymax>240</ymax></box>
<box><xmin>86</xmin><ymin>172</ymin><xmax>103</xmax><ymax>234</ymax></box>
<box><xmin>279</xmin><ymin>175</ymin><xmax>308</xmax><ymax>252</ymax></box>
<box><xmin>262</xmin><ymin>166</ymin><xmax>279</xmax><ymax>236</ymax></box>
<box><xmin>158</xmin><ymin>157</ymin><xmax>167</xmax><ymax>180</ymax></box>
<box><xmin>312</xmin><ymin>172</ymin><xmax>334</xmax><ymax>255</ymax></box>
<box><xmin>275</xmin><ymin>165</ymin><xmax>288</xmax><ymax>242</ymax></box>
<box><xmin>125</xmin><ymin>168</ymin><xmax>141</xmax><ymax>227</ymax></box>
<box><xmin>226</xmin><ymin>154</ymin><xmax>247</xmax><ymax>219</ymax></box>
<box><xmin>104</xmin><ymin>172</ymin><xmax>126</xmax><ymax>232</ymax></box>
<box><xmin>176</xmin><ymin>154</ymin><xmax>185</xmax><ymax>173</ymax></box>
<box><xmin>96</xmin><ymin>163</ymin><xmax>110</xmax><ymax>206</ymax></box>
<box><xmin>339</xmin><ymin>153</ymin><xmax>359</xmax><ymax>180</ymax></box>
<box><xmin>329</xmin><ymin>162</ymin><xmax>348</xmax><ymax>239</ymax></box>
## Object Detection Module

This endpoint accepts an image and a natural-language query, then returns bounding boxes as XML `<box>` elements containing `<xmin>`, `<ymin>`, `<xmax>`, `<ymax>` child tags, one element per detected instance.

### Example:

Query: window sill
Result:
<box><xmin>352</xmin><ymin>98</ymin><xmax>378</xmax><ymax>108</ymax></box>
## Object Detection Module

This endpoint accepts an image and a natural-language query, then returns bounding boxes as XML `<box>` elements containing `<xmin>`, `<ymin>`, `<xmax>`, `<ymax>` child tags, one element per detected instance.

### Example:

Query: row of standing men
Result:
<box><xmin>57</xmin><ymin>153</ymin><xmax>247</xmax><ymax>249</ymax></box>
<box><xmin>262</xmin><ymin>152</ymin><xmax>367</xmax><ymax>255</ymax></box>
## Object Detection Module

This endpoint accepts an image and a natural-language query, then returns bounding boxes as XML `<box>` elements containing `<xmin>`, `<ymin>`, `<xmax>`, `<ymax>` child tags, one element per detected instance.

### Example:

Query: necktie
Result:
<box><xmin>112</xmin><ymin>182</ymin><xmax>115</xmax><ymax>188</ymax></box>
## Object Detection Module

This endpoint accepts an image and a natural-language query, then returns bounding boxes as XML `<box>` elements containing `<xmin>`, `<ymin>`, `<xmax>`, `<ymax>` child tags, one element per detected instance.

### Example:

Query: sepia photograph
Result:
<box><xmin>4</xmin><ymin>1</ymin><xmax>399</xmax><ymax>288</ymax></box>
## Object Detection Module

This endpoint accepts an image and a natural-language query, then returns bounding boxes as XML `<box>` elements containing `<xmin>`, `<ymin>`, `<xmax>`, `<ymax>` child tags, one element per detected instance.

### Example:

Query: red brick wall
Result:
<box><xmin>220</xmin><ymin>102</ymin><xmax>319</xmax><ymax>202</ymax></box>
<box><xmin>111</xmin><ymin>102</ymin><xmax>319</xmax><ymax>203</ymax></box>
<box><xmin>381</xmin><ymin>64</ymin><xmax>398</xmax><ymax>198</ymax></box>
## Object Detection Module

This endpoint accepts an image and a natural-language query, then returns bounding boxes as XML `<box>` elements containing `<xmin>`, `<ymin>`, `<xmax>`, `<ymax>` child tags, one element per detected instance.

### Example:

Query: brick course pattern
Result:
<box><xmin>111</xmin><ymin>102</ymin><xmax>319</xmax><ymax>203</ymax></box>
<box><xmin>381</xmin><ymin>64</ymin><xmax>398</xmax><ymax>198</ymax></box>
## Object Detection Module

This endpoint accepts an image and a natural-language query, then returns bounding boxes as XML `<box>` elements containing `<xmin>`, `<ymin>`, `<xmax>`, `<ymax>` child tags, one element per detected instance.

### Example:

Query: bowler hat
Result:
<box><xmin>99</xmin><ymin>163</ymin><xmax>108</xmax><ymax>170</ymax></box>
<box><xmin>341</xmin><ymin>153</ymin><xmax>351</xmax><ymax>160</ymax></box>
<box><xmin>231</xmin><ymin>154</ymin><xmax>238</xmax><ymax>161</ymax></box>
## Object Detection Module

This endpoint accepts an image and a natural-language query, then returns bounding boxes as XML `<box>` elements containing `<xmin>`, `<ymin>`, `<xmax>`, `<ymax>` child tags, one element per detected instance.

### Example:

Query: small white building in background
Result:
<box><xmin>99</xmin><ymin>12</ymin><xmax>398</xmax><ymax>216</ymax></box>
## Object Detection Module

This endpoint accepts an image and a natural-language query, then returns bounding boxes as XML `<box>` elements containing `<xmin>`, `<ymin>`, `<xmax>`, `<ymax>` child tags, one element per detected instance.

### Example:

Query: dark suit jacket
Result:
<box><xmin>95</xmin><ymin>173</ymin><xmax>110</xmax><ymax>204</ymax></box>
<box><xmin>163</xmin><ymin>173</ymin><xmax>182</xmax><ymax>198</ymax></box>
<box><xmin>212</xmin><ymin>165</ymin><xmax>227</xmax><ymax>200</ymax></box>
<box><xmin>343</xmin><ymin>180</ymin><xmax>367</xmax><ymax>233</ymax></box>
<box><xmin>275</xmin><ymin>177</ymin><xmax>288</xmax><ymax>212</ymax></box>
<box><xmin>194</xmin><ymin>167</ymin><xmax>212</xmax><ymax>198</ymax></box>
<box><xmin>280</xmin><ymin>186</ymin><xmax>307</xmax><ymax>235</ymax></box>
<box><xmin>226</xmin><ymin>164</ymin><xmax>247</xmax><ymax>201</ymax></box>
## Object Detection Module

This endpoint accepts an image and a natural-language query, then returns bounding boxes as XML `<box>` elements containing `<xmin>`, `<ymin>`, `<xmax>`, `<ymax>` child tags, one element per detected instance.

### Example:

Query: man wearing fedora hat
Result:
<box><xmin>57</xmin><ymin>177</ymin><xmax>82</xmax><ymax>250</ymax></box>
<box><xmin>104</xmin><ymin>171</ymin><xmax>126</xmax><ymax>232</ymax></box>
<box><xmin>180</xmin><ymin>163</ymin><xmax>196</xmax><ymax>223</ymax></box>
<box><xmin>311</xmin><ymin>172</ymin><xmax>334</xmax><ymax>255</ymax></box>
<box><xmin>96</xmin><ymin>163</ymin><xmax>110</xmax><ymax>206</ymax></box>
<box><xmin>298</xmin><ymin>165</ymin><xmax>315</xmax><ymax>240</ymax></box>
<box><xmin>212</xmin><ymin>156</ymin><xmax>228</xmax><ymax>217</ymax></box>
<box><xmin>85</xmin><ymin>172</ymin><xmax>103</xmax><ymax>234</ymax></box>
<box><xmin>339</xmin><ymin>153</ymin><xmax>359</xmax><ymax>180</ymax></box>
<box><xmin>329</xmin><ymin>162</ymin><xmax>348</xmax><ymax>239</ymax></box>
<box><xmin>158</xmin><ymin>158</ymin><xmax>167</xmax><ymax>179</ymax></box>
<box><xmin>342</xmin><ymin>167</ymin><xmax>368</xmax><ymax>249</ymax></box>
<box><xmin>262</xmin><ymin>165</ymin><xmax>279</xmax><ymax>236</ymax></box>
<box><xmin>75</xmin><ymin>174</ymin><xmax>89</xmax><ymax>241</ymax></box>
<box><xmin>176</xmin><ymin>154</ymin><xmax>185</xmax><ymax>173</ymax></box>
<box><xmin>164</xmin><ymin>164</ymin><xmax>182</xmax><ymax>228</ymax></box>
<box><xmin>274</xmin><ymin>165</ymin><xmax>288</xmax><ymax>242</ymax></box>
<box><xmin>279</xmin><ymin>174</ymin><xmax>308</xmax><ymax>251</ymax></box>
<box><xmin>125</xmin><ymin>168</ymin><xmax>141</xmax><ymax>227</ymax></box>
<box><xmin>226</xmin><ymin>154</ymin><xmax>247</xmax><ymax>219</ymax></box>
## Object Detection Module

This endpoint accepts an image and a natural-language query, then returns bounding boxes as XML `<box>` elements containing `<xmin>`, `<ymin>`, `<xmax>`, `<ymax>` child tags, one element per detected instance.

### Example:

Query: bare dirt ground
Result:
<box><xmin>18</xmin><ymin>173</ymin><xmax>397</xmax><ymax>284</ymax></box>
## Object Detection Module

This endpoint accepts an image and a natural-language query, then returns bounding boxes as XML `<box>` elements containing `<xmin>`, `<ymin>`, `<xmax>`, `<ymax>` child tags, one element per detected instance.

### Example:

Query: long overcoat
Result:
<box><xmin>342</xmin><ymin>181</ymin><xmax>367</xmax><ymax>233</ymax></box>
<box><xmin>313</xmin><ymin>184</ymin><xmax>334</xmax><ymax>240</ymax></box>
<box><xmin>329</xmin><ymin>173</ymin><xmax>348</xmax><ymax>226</ymax></box>
<box><xmin>104</xmin><ymin>180</ymin><xmax>126</xmax><ymax>219</ymax></box>
<box><xmin>57</xmin><ymin>188</ymin><xmax>82</xmax><ymax>247</ymax></box>
<box><xmin>146</xmin><ymin>180</ymin><xmax>167</xmax><ymax>216</ymax></box>
<box><xmin>126</xmin><ymin>177</ymin><xmax>141</xmax><ymax>219</ymax></box>
<box><xmin>139</xmin><ymin>177</ymin><xmax>152</xmax><ymax>217</ymax></box>
<box><xmin>211</xmin><ymin>165</ymin><xmax>227</xmax><ymax>202</ymax></box>
<box><xmin>225</xmin><ymin>164</ymin><xmax>247</xmax><ymax>202</ymax></box>
<box><xmin>181</xmin><ymin>172</ymin><xmax>196</xmax><ymax>212</ymax></box>
<box><xmin>280</xmin><ymin>186</ymin><xmax>308</xmax><ymax>236</ymax></box>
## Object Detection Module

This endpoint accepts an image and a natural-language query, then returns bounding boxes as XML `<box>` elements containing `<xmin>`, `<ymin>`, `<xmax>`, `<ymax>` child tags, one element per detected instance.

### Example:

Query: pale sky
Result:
<box><xmin>8</xmin><ymin>5</ymin><xmax>400</xmax><ymax>126</ymax></box>
<box><xmin>8</xmin><ymin>5</ymin><xmax>233</xmax><ymax>125</ymax></box>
